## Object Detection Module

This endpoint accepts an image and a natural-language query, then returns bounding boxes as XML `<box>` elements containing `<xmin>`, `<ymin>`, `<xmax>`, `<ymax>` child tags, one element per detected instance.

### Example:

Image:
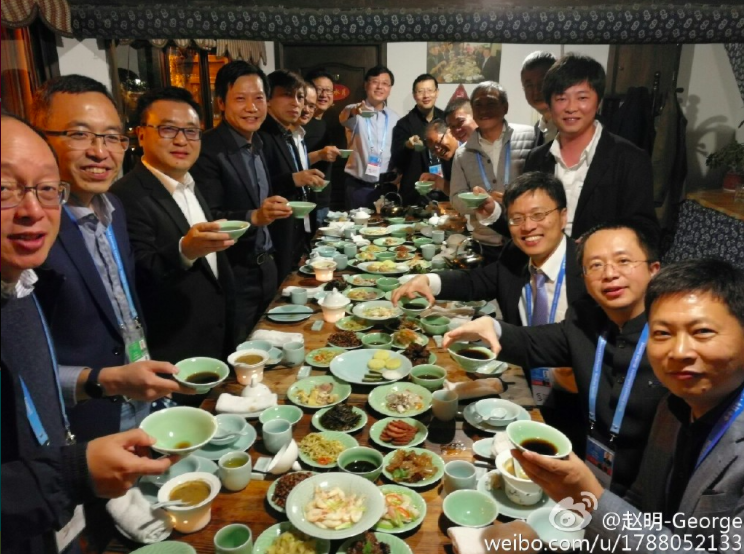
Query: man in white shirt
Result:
<box><xmin>523</xmin><ymin>53</ymin><xmax>659</xmax><ymax>241</ymax></box>
<box><xmin>339</xmin><ymin>65</ymin><xmax>400</xmax><ymax>209</ymax></box>
<box><xmin>520</xmin><ymin>51</ymin><xmax>558</xmax><ymax>148</ymax></box>
<box><xmin>111</xmin><ymin>87</ymin><xmax>237</xmax><ymax>364</ymax></box>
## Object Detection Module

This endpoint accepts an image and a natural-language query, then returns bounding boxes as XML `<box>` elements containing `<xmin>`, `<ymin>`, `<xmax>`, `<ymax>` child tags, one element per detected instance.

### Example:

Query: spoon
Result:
<box><xmin>150</xmin><ymin>499</ymin><xmax>188</xmax><ymax>510</ymax></box>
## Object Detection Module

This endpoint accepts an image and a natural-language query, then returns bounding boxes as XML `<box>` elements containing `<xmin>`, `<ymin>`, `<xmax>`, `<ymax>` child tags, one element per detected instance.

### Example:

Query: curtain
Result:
<box><xmin>1</xmin><ymin>0</ymin><xmax>73</xmax><ymax>36</ymax></box>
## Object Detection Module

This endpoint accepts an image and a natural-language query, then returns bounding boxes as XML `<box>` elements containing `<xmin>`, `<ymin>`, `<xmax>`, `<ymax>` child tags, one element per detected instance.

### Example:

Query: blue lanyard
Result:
<box><xmin>104</xmin><ymin>226</ymin><xmax>140</xmax><ymax>325</ymax></box>
<box><xmin>524</xmin><ymin>254</ymin><xmax>566</xmax><ymax>327</ymax></box>
<box><xmin>475</xmin><ymin>144</ymin><xmax>511</xmax><ymax>191</ymax></box>
<box><xmin>695</xmin><ymin>388</ymin><xmax>744</xmax><ymax>470</ymax></box>
<box><xmin>21</xmin><ymin>295</ymin><xmax>74</xmax><ymax>446</ymax></box>
<box><xmin>365</xmin><ymin>109</ymin><xmax>389</xmax><ymax>155</ymax></box>
<box><xmin>589</xmin><ymin>323</ymin><xmax>649</xmax><ymax>437</ymax></box>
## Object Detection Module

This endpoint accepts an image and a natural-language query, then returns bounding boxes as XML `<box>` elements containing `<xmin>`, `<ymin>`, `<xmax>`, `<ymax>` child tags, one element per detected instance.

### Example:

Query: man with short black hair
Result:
<box><xmin>418</xmin><ymin>118</ymin><xmax>458</xmax><ymax>195</ymax></box>
<box><xmin>390</xmin><ymin>73</ymin><xmax>445</xmax><ymax>205</ymax></box>
<box><xmin>340</xmin><ymin>65</ymin><xmax>400</xmax><ymax>209</ymax></box>
<box><xmin>520</xmin><ymin>50</ymin><xmax>557</xmax><ymax>148</ymax></box>
<box><xmin>444</xmin><ymin>97</ymin><xmax>478</xmax><ymax>144</ymax></box>
<box><xmin>191</xmin><ymin>61</ymin><xmax>293</xmax><ymax>337</ymax></box>
<box><xmin>111</xmin><ymin>86</ymin><xmax>236</xmax><ymax>363</ymax></box>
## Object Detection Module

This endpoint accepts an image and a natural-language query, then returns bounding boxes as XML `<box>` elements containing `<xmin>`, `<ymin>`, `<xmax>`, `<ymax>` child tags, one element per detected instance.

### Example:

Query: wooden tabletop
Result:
<box><xmin>686</xmin><ymin>189</ymin><xmax>744</xmax><ymax>221</ymax></box>
<box><xmin>104</xmin><ymin>256</ymin><xmax>539</xmax><ymax>554</ymax></box>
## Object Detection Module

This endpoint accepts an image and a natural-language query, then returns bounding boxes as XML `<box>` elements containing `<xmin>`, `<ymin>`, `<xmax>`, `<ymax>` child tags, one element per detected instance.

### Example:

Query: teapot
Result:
<box><xmin>380</xmin><ymin>192</ymin><xmax>406</xmax><ymax>218</ymax></box>
<box><xmin>451</xmin><ymin>237</ymin><xmax>484</xmax><ymax>270</ymax></box>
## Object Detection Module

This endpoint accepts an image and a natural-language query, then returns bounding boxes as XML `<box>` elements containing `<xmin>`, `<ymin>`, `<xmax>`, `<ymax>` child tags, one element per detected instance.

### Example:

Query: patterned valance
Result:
<box><xmin>2</xmin><ymin>0</ymin><xmax>73</xmax><ymax>37</ymax></box>
<box><xmin>69</xmin><ymin>4</ymin><xmax>743</xmax><ymax>44</ymax></box>
<box><xmin>115</xmin><ymin>39</ymin><xmax>266</xmax><ymax>65</ymax></box>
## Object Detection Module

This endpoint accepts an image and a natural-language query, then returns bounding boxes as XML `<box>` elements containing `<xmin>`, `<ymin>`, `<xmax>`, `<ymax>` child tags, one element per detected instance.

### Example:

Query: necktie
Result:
<box><xmin>532</xmin><ymin>269</ymin><xmax>549</xmax><ymax>326</ymax></box>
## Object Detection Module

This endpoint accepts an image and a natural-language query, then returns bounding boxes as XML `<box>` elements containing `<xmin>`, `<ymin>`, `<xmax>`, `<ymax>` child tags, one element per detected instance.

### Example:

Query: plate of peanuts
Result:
<box><xmin>368</xmin><ymin>417</ymin><xmax>428</xmax><ymax>449</ymax></box>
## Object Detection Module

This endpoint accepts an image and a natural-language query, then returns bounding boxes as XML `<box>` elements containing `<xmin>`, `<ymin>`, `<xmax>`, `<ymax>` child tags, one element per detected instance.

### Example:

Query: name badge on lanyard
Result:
<box><xmin>585</xmin><ymin>324</ymin><xmax>649</xmax><ymax>488</ymax></box>
<box><xmin>364</xmin><ymin>111</ymin><xmax>388</xmax><ymax>179</ymax></box>
<box><xmin>429</xmin><ymin>163</ymin><xmax>444</xmax><ymax>178</ymax></box>
<box><xmin>525</xmin><ymin>256</ymin><xmax>566</xmax><ymax>406</ymax></box>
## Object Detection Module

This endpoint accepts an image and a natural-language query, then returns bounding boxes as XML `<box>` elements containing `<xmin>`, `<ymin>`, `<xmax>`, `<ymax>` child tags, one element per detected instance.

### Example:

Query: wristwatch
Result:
<box><xmin>84</xmin><ymin>366</ymin><xmax>106</xmax><ymax>399</ymax></box>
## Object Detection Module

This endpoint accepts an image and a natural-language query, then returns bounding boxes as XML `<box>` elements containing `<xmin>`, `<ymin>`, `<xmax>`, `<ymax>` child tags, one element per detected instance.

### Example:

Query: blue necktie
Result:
<box><xmin>532</xmin><ymin>269</ymin><xmax>549</xmax><ymax>326</ymax></box>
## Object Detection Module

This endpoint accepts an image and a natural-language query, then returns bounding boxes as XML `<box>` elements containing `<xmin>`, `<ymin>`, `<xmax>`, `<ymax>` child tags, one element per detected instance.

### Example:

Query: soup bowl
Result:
<box><xmin>447</xmin><ymin>342</ymin><xmax>497</xmax><ymax>373</ymax></box>
<box><xmin>140</xmin><ymin>406</ymin><xmax>216</xmax><ymax>456</ymax></box>
<box><xmin>174</xmin><ymin>357</ymin><xmax>229</xmax><ymax>394</ymax></box>
<box><xmin>158</xmin><ymin>471</ymin><xmax>221</xmax><ymax>533</ymax></box>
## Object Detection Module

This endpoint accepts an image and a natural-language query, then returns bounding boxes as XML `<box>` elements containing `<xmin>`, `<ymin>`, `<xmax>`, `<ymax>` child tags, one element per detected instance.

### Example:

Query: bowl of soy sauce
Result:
<box><xmin>447</xmin><ymin>342</ymin><xmax>496</xmax><ymax>373</ymax></box>
<box><xmin>338</xmin><ymin>446</ymin><xmax>384</xmax><ymax>481</ymax></box>
<box><xmin>506</xmin><ymin>420</ymin><xmax>572</xmax><ymax>459</ymax></box>
<box><xmin>174</xmin><ymin>357</ymin><xmax>230</xmax><ymax>394</ymax></box>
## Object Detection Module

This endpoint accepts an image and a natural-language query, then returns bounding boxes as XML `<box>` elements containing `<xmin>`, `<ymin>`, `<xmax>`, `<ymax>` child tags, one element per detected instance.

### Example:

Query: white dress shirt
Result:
<box><xmin>549</xmin><ymin>121</ymin><xmax>603</xmax><ymax>236</ymax></box>
<box><xmin>142</xmin><ymin>160</ymin><xmax>218</xmax><ymax>278</ymax></box>
<box><xmin>517</xmin><ymin>235</ymin><xmax>568</xmax><ymax>326</ymax></box>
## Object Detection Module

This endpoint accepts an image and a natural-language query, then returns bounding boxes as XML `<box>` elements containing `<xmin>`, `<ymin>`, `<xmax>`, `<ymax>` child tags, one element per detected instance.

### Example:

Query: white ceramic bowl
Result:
<box><xmin>157</xmin><ymin>471</ymin><xmax>221</xmax><ymax>533</ymax></box>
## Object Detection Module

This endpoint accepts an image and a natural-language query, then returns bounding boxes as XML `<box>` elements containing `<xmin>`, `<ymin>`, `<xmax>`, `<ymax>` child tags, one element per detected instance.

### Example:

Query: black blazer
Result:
<box><xmin>35</xmin><ymin>193</ymin><xmax>143</xmax><ymax>440</ymax></box>
<box><xmin>524</xmin><ymin>130</ymin><xmax>660</xmax><ymax>242</ymax></box>
<box><xmin>438</xmin><ymin>237</ymin><xmax>587</xmax><ymax>326</ymax></box>
<box><xmin>258</xmin><ymin>115</ymin><xmax>312</xmax><ymax>281</ymax></box>
<box><xmin>110</xmin><ymin>162</ymin><xmax>236</xmax><ymax>363</ymax></box>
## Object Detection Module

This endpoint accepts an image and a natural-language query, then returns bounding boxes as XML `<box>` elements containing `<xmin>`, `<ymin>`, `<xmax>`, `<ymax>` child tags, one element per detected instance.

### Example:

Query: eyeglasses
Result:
<box><xmin>414</xmin><ymin>88</ymin><xmax>437</xmax><ymax>96</ymax></box>
<box><xmin>583</xmin><ymin>259</ymin><xmax>650</xmax><ymax>278</ymax></box>
<box><xmin>142</xmin><ymin>125</ymin><xmax>202</xmax><ymax>141</ymax></box>
<box><xmin>43</xmin><ymin>130</ymin><xmax>130</xmax><ymax>151</ymax></box>
<box><xmin>368</xmin><ymin>80</ymin><xmax>392</xmax><ymax>88</ymax></box>
<box><xmin>316</xmin><ymin>87</ymin><xmax>334</xmax><ymax>97</ymax></box>
<box><xmin>1</xmin><ymin>181</ymin><xmax>70</xmax><ymax>209</ymax></box>
<box><xmin>429</xmin><ymin>133</ymin><xmax>448</xmax><ymax>154</ymax></box>
<box><xmin>507</xmin><ymin>208</ymin><xmax>559</xmax><ymax>226</ymax></box>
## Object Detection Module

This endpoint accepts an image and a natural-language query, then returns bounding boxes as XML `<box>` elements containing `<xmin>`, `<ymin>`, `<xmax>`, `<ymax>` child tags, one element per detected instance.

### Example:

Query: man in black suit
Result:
<box><xmin>259</xmin><ymin>69</ymin><xmax>326</xmax><ymax>282</ymax></box>
<box><xmin>481</xmin><ymin>46</ymin><xmax>501</xmax><ymax>82</ymax></box>
<box><xmin>520</xmin><ymin>51</ymin><xmax>557</xmax><ymax>149</ymax></box>
<box><xmin>191</xmin><ymin>62</ymin><xmax>293</xmax><ymax>338</ymax></box>
<box><xmin>111</xmin><ymin>87</ymin><xmax>236</xmax><ymax>363</ymax></box>
<box><xmin>523</xmin><ymin>53</ymin><xmax>659</xmax><ymax>242</ymax></box>
<box><xmin>392</xmin><ymin>172</ymin><xmax>587</xmax><ymax>449</ymax></box>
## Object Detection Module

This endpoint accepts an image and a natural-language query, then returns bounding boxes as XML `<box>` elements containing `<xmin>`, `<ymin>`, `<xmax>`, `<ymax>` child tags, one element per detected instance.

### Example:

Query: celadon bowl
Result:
<box><xmin>376</xmin><ymin>277</ymin><xmax>401</xmax><ymax>292</ymax></box>
<box><xmin>443</xmin><ymin>489</ymin><xmax>499</xmax><ymax>527</ymax></box>
<box><xmin>287</xmin><ymin>201</ymin><xmax>317</xmax><ymax>219</ymax></box>
<box><xmin>506</xmin><ymin>420</ymin><xmax>573</xmax><ymax>459</ymax></box>
<box><xmin>415</xmin><ymin>181</ymin><xmax>434</xmax><ymax>195</ymax></box>
<box><xmin>420</xmin><ymin>315</ymin><xmax>451</xmax><ymax>335</ymax></box>
<box><xmin>447</xmin><ymin>342</ymin><xmax>497</xmax><ymax>373</ymax></box>
<box><xmin>140</xmin><ymin>406</ymin><xmax>217</xmax><ymax>455</ymax></box>
<box><xmin>174</xmin><ymin>357</ymin><xmax>229</xmax><ymax>394</ymax></box>
<box><xmin>217</xmin><ymin>220</ymin><xmax>251</xmax><ymax>239</ymax></box>
<box><xmin>259</xmin><ymin>405</ymin><xmax>304</xmax><ymax>426</ymax></box>
<box><xmin>457</xmin><ymin>192</ymin><xmax>489</xmax><ymax>209</ymax></box>
<box><xmin>410</xmin><ymin>364</ymin><xmax>446</xmax><ymax>391</ymax></box>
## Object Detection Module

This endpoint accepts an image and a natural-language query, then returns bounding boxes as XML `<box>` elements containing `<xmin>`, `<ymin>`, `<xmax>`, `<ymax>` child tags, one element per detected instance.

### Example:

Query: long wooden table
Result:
<box><xmin>105</xmin><ymin>261</ymin><xmax>540</xmax><ymax>554</ymax></box>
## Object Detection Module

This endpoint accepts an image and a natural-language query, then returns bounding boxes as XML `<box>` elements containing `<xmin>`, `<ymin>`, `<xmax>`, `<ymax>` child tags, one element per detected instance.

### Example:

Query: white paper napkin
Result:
<box><xmin>106</xmin><ymin>488</ymin><xmax>172</xmax><ymax>544</ymax></box>
<box><xmin>250</xmin><ymin>330</ymin><xmax>304</xmax><ymax>347</ymax></box>
<box><xmin>215</xmin><ymin>392</ymin><xmax>277</xmax><ymax>414</ymax></box>
<box><xmin>448</xmin><ymin>523</ymin><xmax>536</xmax><ymax>554</ymax></box>
<box><xmin>491</xmin><ymin>431</ymin><xmax>513</xmax><ymax>458</ymax></box>
<box><xmin>443</xmin><ymin>378</ymin><xmax>504</xmax><ymax>400</ymax></box>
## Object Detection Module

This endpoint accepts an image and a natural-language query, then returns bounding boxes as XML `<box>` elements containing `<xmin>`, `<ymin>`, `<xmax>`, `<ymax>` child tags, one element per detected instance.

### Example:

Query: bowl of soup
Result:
<box><xmin>447</xmin><ymin>342</ymin><xmax>497</xmax><ymax>373</ymax></box>
<box><xmin>228</xmin><ymin>349</ymin><xmax>269</xmax><ymax>385</ymax></box>
<box><xmin>140</xmin><ymin>406</ymin><xmax>217</xmax><ymax>456</ymax></box>
<box><xmin>174</xmin><ymin>357</ymin><xmax>230</xmax><ymax>394</ymax></box>
<box><xmin>158</xmin><ymin>471</ymin><xmax>221</xmax><ymax>533</ymax></box>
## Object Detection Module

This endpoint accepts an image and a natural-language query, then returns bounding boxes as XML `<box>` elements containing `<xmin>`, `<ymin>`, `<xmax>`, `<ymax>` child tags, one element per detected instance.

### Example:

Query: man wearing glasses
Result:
<box><xmin>390</xmin><ymin>73</ymin><xmax>444</xmax><ymax>205</ymax></box>
<box><xmin>443</xmin><ymin>220</ymin><xmax>668</xmax><ymax>496</ymax></box>
<box><xmin>111</xmin><ymin>87</ymin><xmax>236</xmax><ymax>365</ymax></box>
<box><xmin>418</xmin><ymin>118</ymin><xmax>459</xmax><ymax>196</ymax></box>
<box><xmin>31</xmin><ymin>76</ymin><xmax>189</xmax><ymax>446</ymax></box>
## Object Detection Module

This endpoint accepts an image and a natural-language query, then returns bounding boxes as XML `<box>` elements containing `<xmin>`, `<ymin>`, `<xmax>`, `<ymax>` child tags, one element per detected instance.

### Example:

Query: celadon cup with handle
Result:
<box><xmin>214</xmin><ymin>523</ymin><xmax>253</xmax><ymax>554</ymax></box>
<box><xmin>218</xmin><ymin>451</ymin><xmax>252</xmax><ymax>491</ymax></box>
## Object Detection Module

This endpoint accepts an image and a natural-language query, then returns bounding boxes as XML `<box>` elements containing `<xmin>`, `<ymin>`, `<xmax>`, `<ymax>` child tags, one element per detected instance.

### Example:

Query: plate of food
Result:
<box><xmin>359</xmin><ymin>227</ymin><xmax>391</xmax><ymax>237</ymax></box>
<box><xmin>355</xmin><ymin>250</ymin><xmax>378</xmax><ymax>262</ymax></box>
<box><xmin>373</xmin><ymin>237</ymin><xmax>405</xmax><ymax>247</ymax></box>
<box><xmin>285</xmin><ymin>473</ymin><xmax>386</xmax><ymax>540</ymax></box>
<box><xmin>367</xmin><ymin>383</ymin><xmax>432</xmax><ymax>417</ymax></box>
<box><xmin>298</xmin><ymin>431</ymin><xmax>359</xmax><ymax>468</ymax></box>
<box><xmin>382</xmin><ymin>448</ymin><xmax>445</xmax><ymax>488</ymax></box>
<box><xmin>266</xmin><ymin>471</ymin><xmax>317</xmax><ymax>513</ymax></box>
<box><xmin>352</xmin><ymin>300</ymin><xmax>402</xmax><ymax>321</ymax></box>
<box><xmin>344</xmin><ymin>287</ymin><xmax>385</xmax><ymax>302</ymax></box>
<box><xmin>311</xmin><ymin>404</ymin><xmax>367</xmax><ymax>433</ymax></box>
<box><xmin>388</xmin><ymin>244</ymin><xmax>415</xmax><ymax>253</ymax></box>
<box><xmin>357</xmin><ymin>261</ymin><xmax>410</xmax><ymax>275</ymax></box>
<box><xmin>288</xmin><ymin>376</ymin><xmax>352</xmax><ymax>409</ymax></box>
<box><xmin>337</xmin><ymin>531</ymin><xmax>413</xmax><ymax>554</ymax></box>
<box><xmin>330</xmin><ymin>349</ymin><xmax>413</xmax><ymax>385</ymax></box>
<box><xmin>327</xmin><ymin>330</ymin><xmax>364</xmax><ymax>350</ymax></box>
<box><xmin>344</xmin><ymin>273</ymin><xmax>380</xmax><ymax>287</ymax></box>
<box><xmin>304</xmin><ymin>347</ymin><xmax>346</xmax><ymax>368</ymax></box>
<box><xmin>252</xmin><ymin>521</ymin><xmax>330</xmax><ymax>554</ymax></box>
<box><xmin>399</xmin><ymin>343</ymin><xmax>437</xmax><ymax>366</ymax></box>
<box><xmin>390</xmin><ymin>248</ymin><xmax>415</xmax><ymax>262</ymax></box>
<box><xmin>299</xmin><ymin>264</ymin><xmax>316</xmax><ymax>275</ymax></box>
<box><xmin>391</xmin><ymin>329</ymin><xmax>429</xmax><ymax>349</ymax></box>
<box><xmin>359</xmin><ymin>245</ymin><xmax>387</xmax><ymax>254</ymax></box>
<box><xmin>335</xmin><ymin>316</ymin><xmax>374</xmax><ymax>332</ymax></box>
<box><xmin>368</xmin><ymin>417</ymin><xmax>428</xmax><ymax>450</ymax></box>
<box><xmin>374</xmin><ymin>485</ymin><xmax>427</xmax><ymax>534</ymax></box>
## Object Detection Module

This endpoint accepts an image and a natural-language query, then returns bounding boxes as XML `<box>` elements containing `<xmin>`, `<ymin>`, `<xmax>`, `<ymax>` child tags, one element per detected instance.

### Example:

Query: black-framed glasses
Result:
<box><xmin>508</xmin><ymin>208</ymin><xmax>559</xmax><ymax>226</ymax></box>
<box><xmin>142</xmin><ymin>125</ymin><xmax>202</xmax><ymax>141</ymax></box>
<box><xmin>43</xmin><ymin>129</ymin><xmax>130</xmax><ymax>151</ymax></box>
<box><xmin>315</xmin><ymin>87</ymin><xmax>334</xmax><ymax>97</ymax></box>
<box><xmin>1</xmin><ymin>181</ymin><xmax>70</xmax><ymax>209</ymax></box>
<box><xmin>583</xmin><ymin>259</ymin><xmax>650</xmax><ymax>278</ymax></box>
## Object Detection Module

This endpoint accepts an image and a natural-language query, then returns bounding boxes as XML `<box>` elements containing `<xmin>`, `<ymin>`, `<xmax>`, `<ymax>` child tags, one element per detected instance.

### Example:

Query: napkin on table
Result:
<box><xmin>250</xmin><ymin>330</ymin><xmax>304</xmax><ymax>348</ymax></box>
<box><xmin>448</xmin><ymin>522</ymin><xmax>538</xmax><ymax>554</ymax></box>
<box><xmin>351</xmin><ymin>235</ymin><xmax>371</xmax><ymax>247</ymax></box>
<box><xmin>443</xmin><ymin>378</ymin><xmax>504</xmax><ymax>399</ymax></box>
<box><xmin>106</xmin><ymin>488</ymin><xmax>172</xmax><ymax>544</ymax></box>
<box><xmin>491</xmin><ymin>431</ymin><xmax>513</xmax><ymax>458</ymax></box>
<box><xmin>216</xmin><ymin>392</ymin><xmax>277</xmax><ymax>414</ymax></box>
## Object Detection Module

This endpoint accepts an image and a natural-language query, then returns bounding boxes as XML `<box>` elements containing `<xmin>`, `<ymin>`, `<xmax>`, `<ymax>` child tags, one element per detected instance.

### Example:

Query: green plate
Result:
<box><xmin>373</xmin><ymin>237</ymin><xmax>406</xmax><ymax>247</ymax></box>
<box><xmin>462</xmin><ymin>402</ymin><xmax>530</xmax><ymax>433</ymax></box>
<box><xmin>359</xmin><ymin>245</ymin><xmax>387</xmax><ymax>254</ymax></box>
<box><xmin>311</xmin><ymin>405</ymin><xmax>368</xmax><ymax>433</ymax></box>
<box><xmin>369</xmin><ymin>417</ymin><xmax>428</xmax><ymax>450</ymax></box>
<box><xmin>330</xmin><ymin>349</ymin><xmax>412</xmax><ymax>386</ymax></box>
<box><xmin>335</xmin><ymin>316</ymin><xmax>374</xmax><ymax>332</ymax></box>
<box><xmin>344</xmin><ymin>287</ymin><xmax>385</xmax><ymax>302</ymax></box>
<box><xmin>299</xmin><ymin>264</ymin><xmax>315</xmax><ymax>275</ymax></box>
<box><xmin>389</xmin><ymin>244</ymin><xmax>416</xmax><ymax>253</ymax></box>
<box><xmin>327</xmin><ymin>331</ymin><xmax>365</xmax><ymax>350</ymax></box>
<box><xmin>287</xmin><ymin>375</ymin><xmax>351</xmax><ymax>409</ymax></box>
<box><xmin>297</xmin><ymin>431</ymin><xmax>359</xmax><ymax>468</ymax></box>
<box><xmin>390</xmin><ymin>330</ymin><xmax>429</xmax><ymax>349</ymax></box>
<box><xmin>357</xmin><ymin>261</ymin><xmax>411</xmax><ymax>275</ymax></box>
<box><xmin>304</xmin><ymin>347</ymin><xmax>345</xmax><ymax>368</ymax></box>
<box><xmin>267</xmin><ymin>305</ymin><xmax>315</xmax><ymax>322</ymax></box>
<box><xmin>381</xmin><ymin>448</ymin><xmax>445</xmax><ymax>488</ymax></box>
<box><xmin>374</xmin><ymin>485</ymin><xmax>427</xmax><ymax>534</ymax></box>
<box><xmin>253</xmin><ymin>522</ymin><xmax>330</xmax><ymax>554</ymax></box>
<box><xmin>344</xmin><ymin>273</ymin><xmax>381</xmax><ymax>286</ymax></box>
<box><xmin>337</xmin><ymin>532</ymin><xmax>413</xmax><ymax>554</ymax></box>
<box><xmin>266</xmin><ymin>471</ymin><xmax>318</xmax><ymax>513</ymax></box>
<box><xmin>130</xmin><ymin>543</ymin><xmax>196</xmax><ymax>554</ymax></box>
<box><xmin>355</xmin><ymin>251</ymin><xmax>378</xmax><ymax>262</ymax></box>
<box><xmin>477</xmin><ymin>470</ymin><xmax>556</xmax><ymax>519</ymax></box>
<box><xmin>368</xmin><ymin>382</ymin><xmax>432</xmax><ymax>417</ymax></box>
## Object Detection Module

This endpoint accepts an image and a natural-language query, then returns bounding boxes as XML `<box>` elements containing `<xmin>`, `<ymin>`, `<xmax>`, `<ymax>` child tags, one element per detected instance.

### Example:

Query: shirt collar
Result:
<box><xmin>66</xmin><ymin>193</ymin><xmax>115</xmax><ymax>228</ymax></box>
<box><xmin>1</xmin><ymin>269</ymin><xmax>38</xmax><ymax>300</ymax></box>
<box><xmin>226</xmin><ymin>122</ymin><xmax>263</xmax><ymax>152</ymax></box>
<box><xmin>550</xmin><ymin>120</ymin><xmax>603</xmax><ymax>167</ymax></box>
<box><xmin>142</xmin><ymin>159</ymin><xmax>195</xmax><ymax>195</ymax></box>
<box><xmin>292</xmin><ymin>126</ymin><xmax>306</xmax><ymax>139</ymax></box>
<box><xmin>668</xmin><ymin>380</ymin><xmax>744</xmax><ymax>428</ymax></box>
<box><xmin>529</xmin><ymin>235</ymin><xmax>567</xmax><ymax>282</ymax></box>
